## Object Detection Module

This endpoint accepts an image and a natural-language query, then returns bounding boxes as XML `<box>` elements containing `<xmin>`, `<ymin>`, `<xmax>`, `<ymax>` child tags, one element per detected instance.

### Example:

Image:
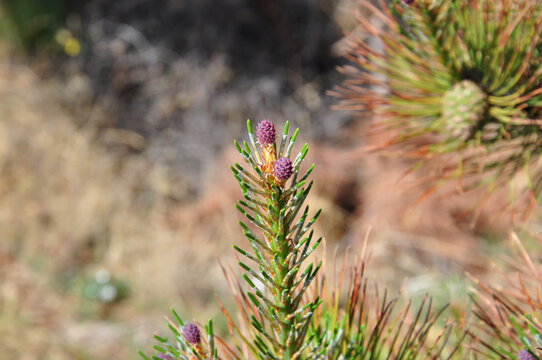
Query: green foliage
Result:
<box><xmin>333</xmin><ymin>0</ymin><xmax>542</xmax><ymax>212</ymax></box>
<box><xmin>140</xmin><ymin>120</ymin><xmax>464</xmax><ymax>359</ymax></box>
<box><xmin>306</xmin><ymin>264</ymin><xmax>463</xmax><ymax>359</ymax></box>
<box><xmin>470</xmin><ymin>233</ymin><xmax>542</xmax><ymax>359</ymax></box>
<box><xmin>226</xmin><ymin>119</ymin><xmax>320</xmax><ymax>359</ymax></box>
<box><xmin>0</xmin><ymin>0</ymin><xmax>72</xmax><ymax>52</ymax></box>
<box><xmin>137</xmin><ymin>309</ymin><xmax>219</xmax><ymax>360</ymax></box>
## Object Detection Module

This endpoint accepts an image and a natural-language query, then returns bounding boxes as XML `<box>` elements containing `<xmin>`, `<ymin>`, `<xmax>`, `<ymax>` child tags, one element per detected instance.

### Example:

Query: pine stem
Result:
<box><xmin>266</xmin><ymin>185</ymin><xmax>297</xmax><ymax>359</ymax></box>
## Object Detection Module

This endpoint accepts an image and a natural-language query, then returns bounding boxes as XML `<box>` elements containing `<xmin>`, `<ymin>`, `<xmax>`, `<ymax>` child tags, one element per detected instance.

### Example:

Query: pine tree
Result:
<box><xmin>139</xmin><ymin>120</ymin><xmax>463</xmax><ymax>359</ymax></box>
<box><xmin>332</xmin><ymin>0</ymin><xmax>542</xmax><ymax>215</ymax></box>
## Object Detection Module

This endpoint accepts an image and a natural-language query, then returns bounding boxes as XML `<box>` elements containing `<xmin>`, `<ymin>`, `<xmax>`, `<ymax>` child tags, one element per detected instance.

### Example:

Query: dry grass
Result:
<box><xmin>0</xmin><ymin>61</ymin><xmax>232</xmax><ymax>358</ymax></box>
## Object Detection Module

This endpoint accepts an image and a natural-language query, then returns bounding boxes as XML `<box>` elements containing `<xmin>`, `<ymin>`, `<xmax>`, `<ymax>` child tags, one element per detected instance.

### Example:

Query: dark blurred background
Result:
<box><xmin>2</xmin><ymin>0</ymin><xmax>351</xmax><ymax>189</ymax></box>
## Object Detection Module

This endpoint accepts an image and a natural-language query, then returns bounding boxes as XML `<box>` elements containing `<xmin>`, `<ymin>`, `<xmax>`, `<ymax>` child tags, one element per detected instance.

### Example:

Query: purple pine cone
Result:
<box><xmin>256</xmin><ymin>119</ymin><xmax>276</xmax><ymax>145</ymax></box>
<box><xmin>274</xmin><ymin>157</ymin><xmax>293</xmax><ymax>181</ymax></box>
<box><xmin>183</xmin><ymin>323</ymin><xmax>201</xmax><ymax>344</ymax></box>
<box><xmin>518</xmin><ymin>350</ymin><xmax>536</xmax><ymax>360</ymax></box>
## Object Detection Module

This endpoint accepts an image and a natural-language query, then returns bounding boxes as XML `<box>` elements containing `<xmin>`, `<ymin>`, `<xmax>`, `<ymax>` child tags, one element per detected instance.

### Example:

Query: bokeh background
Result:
<box><xmin>0</xmin><ymin>1</ymin><xmax>515</xmax><ymax>358</ymax></box>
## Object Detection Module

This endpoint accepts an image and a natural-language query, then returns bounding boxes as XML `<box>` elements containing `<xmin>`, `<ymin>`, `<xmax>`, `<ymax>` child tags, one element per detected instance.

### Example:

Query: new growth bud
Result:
<box><xmin>274</xmin><ymin>157</ymin><xmax>293</xmax><ymax>181</ymax></box>
<box><xmin>518</xmin><ymin>350</ymin><xmax>536</xmax><ymax>360</ymax></box>
<box><xmin>183</xmin><ymin>323</ymin><xmax>201</xmax><ymax>344</ymax></box>
<box><xmin>256</xmin><ymin>119</ymin><xmax>276</xmax><ymax>145</ymax></box>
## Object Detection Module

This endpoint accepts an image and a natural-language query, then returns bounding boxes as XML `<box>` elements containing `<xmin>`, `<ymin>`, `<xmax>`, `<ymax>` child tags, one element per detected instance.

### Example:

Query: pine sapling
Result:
<box><xmin>140</xmin><ymin>119</ymin><xmax>464</xmax><ymax>359</ymax></box>
<box><xmin>224</xmin><ymin>119</ymin><xmax>321</xmax><ymax>359</ymax></box>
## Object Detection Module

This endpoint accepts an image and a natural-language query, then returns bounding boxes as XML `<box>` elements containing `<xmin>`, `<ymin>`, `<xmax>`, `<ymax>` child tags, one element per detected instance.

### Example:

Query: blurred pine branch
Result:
<box><xmin>469</xmin><ymin>232</ymin><xmax>542</xmax><ymax>359</ymax></box>
<box><xmin>332</xmin><ymin>0</ymin><xmax>542</xmax><ymax>217</ymax></box>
